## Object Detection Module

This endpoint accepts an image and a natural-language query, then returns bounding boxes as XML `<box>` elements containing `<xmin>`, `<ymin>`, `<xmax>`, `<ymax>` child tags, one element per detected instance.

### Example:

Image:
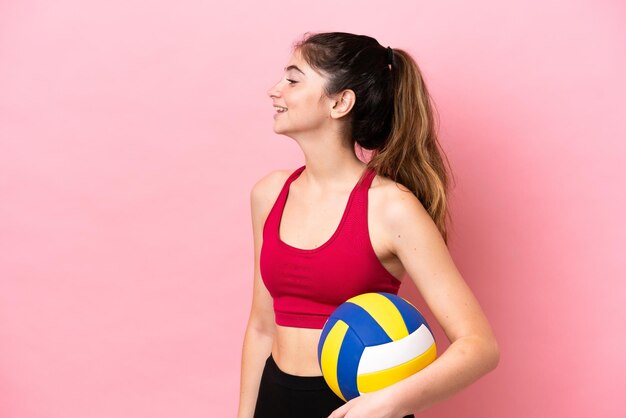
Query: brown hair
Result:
<box><xmin>293</xmin><ymin>32</ymin><xmax>454</xmax><ymax>243</ymax></box>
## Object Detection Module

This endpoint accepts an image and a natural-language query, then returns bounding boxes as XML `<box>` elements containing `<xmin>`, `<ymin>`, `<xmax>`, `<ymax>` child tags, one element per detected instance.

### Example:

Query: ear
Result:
<box><xmin>329</xmin><ymin>89</ymin><xmax>356</xmax><ymax>119</ymax></box>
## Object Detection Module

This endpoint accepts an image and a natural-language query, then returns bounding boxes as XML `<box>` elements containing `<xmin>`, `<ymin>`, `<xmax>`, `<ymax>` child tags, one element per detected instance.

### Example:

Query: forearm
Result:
<box><xmin>386</xmin><ymin>335</ymin><xmax>500</xmax><ymax>415</ymax></box>
<box><xmin>237</xmin><ymin>324</ymin><xmax>274</xmax><ymax>418</ymax></box>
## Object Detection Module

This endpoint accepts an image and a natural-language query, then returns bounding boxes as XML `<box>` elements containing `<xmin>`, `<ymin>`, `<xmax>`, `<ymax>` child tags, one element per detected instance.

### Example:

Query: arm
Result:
<box><xmin>330</xmin><ymin>188</ymin><xmax>499</xmax><ymax>417</ymax></box>
<box><xmin>237</xmin><ymin>176</ymin><xmax>279</xmax><ymax>418</ymax></box>
<box><xmin>383</xmin><ymin>193</ymin><xmax>500</xmax><ymax>414</ymax></box>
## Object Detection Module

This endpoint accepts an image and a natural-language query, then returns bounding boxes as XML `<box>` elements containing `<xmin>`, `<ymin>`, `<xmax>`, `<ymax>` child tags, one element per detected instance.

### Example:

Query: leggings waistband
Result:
<box><xmin>264</xmin><ymin>354</ymin><xmax>330</xmax><ymax>391</ymax></box>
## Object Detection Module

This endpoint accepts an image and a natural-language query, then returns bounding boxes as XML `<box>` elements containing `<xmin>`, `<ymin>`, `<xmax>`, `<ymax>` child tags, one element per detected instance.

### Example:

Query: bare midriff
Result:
<box><xmin>271</xmin><ymin>325</ymin><xmax>325</xmax><ymax>376</ymax></box>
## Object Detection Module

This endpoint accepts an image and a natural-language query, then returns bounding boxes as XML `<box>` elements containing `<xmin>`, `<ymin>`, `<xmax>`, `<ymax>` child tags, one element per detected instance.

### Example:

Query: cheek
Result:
<box><xmin>299</xmin><ymin>96</ymin><xmax>326</xmax><ymax>115</ymax></box>
<box><xmin>285</xmin><ymin>90</ymin><xmax>329</xmax><ymax>118</ymax></box>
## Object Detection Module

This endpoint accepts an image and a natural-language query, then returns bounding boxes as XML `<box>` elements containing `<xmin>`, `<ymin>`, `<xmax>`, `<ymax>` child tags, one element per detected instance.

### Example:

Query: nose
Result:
<box><xmin>267</xmin><ymin>79</ymin><xmax>282</xmax><ymax>98</ymax></box>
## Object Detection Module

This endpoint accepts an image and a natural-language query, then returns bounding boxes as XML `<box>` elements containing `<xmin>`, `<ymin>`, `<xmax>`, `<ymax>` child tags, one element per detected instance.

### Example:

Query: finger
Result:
<box><xmin>327</xmin><ymin>404</ymin><xmax>348</xmax><ymax>418</ymax></box>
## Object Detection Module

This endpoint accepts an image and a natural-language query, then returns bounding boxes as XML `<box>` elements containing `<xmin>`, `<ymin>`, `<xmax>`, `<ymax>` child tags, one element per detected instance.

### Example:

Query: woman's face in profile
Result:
<box><xmin>266</xmin><ymin>49</ymin><xmax>335</xmax><ymax>136</ymax></box>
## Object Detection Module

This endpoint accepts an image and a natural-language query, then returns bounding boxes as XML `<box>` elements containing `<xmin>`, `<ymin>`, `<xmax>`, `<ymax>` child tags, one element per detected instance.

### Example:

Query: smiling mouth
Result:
<box><xmin>274</xmin><ymin>106</ymin><xmax>288</xmax><ymax>113</ymax></box>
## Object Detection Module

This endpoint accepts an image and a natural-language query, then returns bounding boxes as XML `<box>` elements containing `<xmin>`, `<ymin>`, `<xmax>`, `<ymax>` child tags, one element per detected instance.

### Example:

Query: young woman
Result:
<box><xmin>237</xmin><ymin>32</ymin><xmax>499</xmax><ymax>418</ymax></box>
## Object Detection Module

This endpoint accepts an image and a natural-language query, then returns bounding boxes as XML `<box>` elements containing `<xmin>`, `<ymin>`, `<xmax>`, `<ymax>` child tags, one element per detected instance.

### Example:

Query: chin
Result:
<box><xmin>271</xmin><ymin>122</ymin><xmax>289</xmax><ymax>135</ymax></box>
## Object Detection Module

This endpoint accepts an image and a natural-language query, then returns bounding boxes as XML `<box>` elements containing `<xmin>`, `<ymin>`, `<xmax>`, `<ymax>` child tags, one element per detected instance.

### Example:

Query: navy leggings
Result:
<box><xmin>253</xmin><ymin>354</ymin><xmax>415</xmax><ymax>418</ymax></box>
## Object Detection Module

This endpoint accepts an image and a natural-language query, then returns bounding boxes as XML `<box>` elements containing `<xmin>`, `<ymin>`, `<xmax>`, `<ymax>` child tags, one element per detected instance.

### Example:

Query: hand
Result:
<box><xmin>327</xmin><ymin>390</ymin><xmax>403</xmax><ymax>418</ymax></box>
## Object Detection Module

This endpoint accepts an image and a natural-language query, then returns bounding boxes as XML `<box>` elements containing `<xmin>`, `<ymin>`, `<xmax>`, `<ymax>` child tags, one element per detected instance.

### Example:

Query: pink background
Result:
<box><xmin>1</xmin><ymin>1</ymin><xmax>624</xmax><ymax>417</ymax></box>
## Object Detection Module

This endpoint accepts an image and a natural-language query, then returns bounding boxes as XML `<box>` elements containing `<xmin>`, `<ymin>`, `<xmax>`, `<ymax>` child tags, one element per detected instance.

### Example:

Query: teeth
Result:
<box><xmin>274</xmin><ymin>106</ymin><xmax>287</xmax><ymax>112</ymax></box>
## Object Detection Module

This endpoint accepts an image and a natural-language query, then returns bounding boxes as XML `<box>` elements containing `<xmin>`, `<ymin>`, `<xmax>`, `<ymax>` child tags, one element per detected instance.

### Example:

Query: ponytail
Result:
<box><xmin>366</xmin><ymin>49</ymin><xmax>454</xmax><ymax>244</ymax></box>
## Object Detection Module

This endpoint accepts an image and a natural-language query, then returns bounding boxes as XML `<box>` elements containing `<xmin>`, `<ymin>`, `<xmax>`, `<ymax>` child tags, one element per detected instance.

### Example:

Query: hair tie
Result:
<box><xmin>386</xmin><ymin>46</ymin><xmax>395</xmax><ymax>68</ymax></box>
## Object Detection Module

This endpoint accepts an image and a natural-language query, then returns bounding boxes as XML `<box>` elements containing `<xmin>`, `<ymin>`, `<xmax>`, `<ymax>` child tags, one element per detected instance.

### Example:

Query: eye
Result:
<box><xmin>286</xmin><ymin>79</ymin><xmax>298</xmax><ymax>84</ymax></box>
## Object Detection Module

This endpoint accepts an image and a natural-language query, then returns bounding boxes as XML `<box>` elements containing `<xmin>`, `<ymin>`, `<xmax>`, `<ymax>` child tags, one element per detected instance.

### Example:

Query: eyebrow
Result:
<box><xmin>284</xmin><ymin>65</ymin><xmax>306</xmax><ymax>76</ymax></box>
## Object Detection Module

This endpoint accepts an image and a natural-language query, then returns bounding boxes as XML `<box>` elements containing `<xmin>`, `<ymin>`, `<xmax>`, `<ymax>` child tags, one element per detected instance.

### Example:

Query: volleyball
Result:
<box><xmin>317</xmin><ymin>292</ymin><xmax>437</xmax><ymax>401</ymax></box>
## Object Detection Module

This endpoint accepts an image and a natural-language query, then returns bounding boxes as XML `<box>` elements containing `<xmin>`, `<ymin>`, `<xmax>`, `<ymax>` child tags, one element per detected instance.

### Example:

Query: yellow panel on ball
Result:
<box><xmin>346</xmin><ymin>293</ymin><xmax>409</xmax><ymax>341</ymax></box>
<box><xmin>319</xmin><ymin>319</ymin><xmax>350</xmax><ymax>401</ymax></box>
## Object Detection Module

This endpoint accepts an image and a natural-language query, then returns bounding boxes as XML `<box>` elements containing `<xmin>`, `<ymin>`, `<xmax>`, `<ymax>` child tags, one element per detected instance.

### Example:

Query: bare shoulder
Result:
<box><xmin>369</xmin><ymin>173</ymin><xmax>435</xmax><ymax>233</ymax></box>
<box><xmin>370</xmin><ymin>174</ymin><xmax>429</xmax><ymax>217</ymax></box>
<box><xmin>250</xmin><ymin>168</ymin><xmax>294</xmax><ymax>216</ymax></box>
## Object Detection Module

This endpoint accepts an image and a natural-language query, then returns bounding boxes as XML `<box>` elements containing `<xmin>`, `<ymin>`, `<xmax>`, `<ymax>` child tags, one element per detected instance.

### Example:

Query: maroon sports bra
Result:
<box><xmin>259</xmin><ymin>165</ymin><xmax>402</xmax><ymax>329</ymax></box>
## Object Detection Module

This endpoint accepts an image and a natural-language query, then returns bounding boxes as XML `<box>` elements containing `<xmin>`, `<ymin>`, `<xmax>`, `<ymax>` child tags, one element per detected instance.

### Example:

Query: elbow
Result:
<box><xmin>456</xmin><ymin>333</ymin><xmax>500</xmax><ymax>373</ymax></box>
<box><xmin>486</xmin><ymin>336</ymin><xmax>500</xmax><ymax>372</ymax></box>
<box><xmin>466</xmin><ymin>333</ymin><xmax>500</xmax><ymax>372</ymax></box>
<box><xmin>246</xmin><ymin>310</ymin><xmax>276</xmax><ymax>338</ymax></box>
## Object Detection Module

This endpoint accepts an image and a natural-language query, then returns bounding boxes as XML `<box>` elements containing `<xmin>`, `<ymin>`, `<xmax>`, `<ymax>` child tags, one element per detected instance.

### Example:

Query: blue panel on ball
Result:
<box><xmin>332</xmin><ymin>302</ymin><xmax>393</xmax><ymax>346</ymax></box>
<box><xmin>336</xmin><ymin>327</ymin><xmax>365</xmax><ymax>401</ymax></box>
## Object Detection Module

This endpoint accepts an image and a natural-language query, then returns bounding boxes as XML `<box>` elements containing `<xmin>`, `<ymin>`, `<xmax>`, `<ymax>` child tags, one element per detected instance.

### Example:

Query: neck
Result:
<box><xmin>293</xmin><ymin>131</ymin><xmax>367</xmax><ymax>190</ymax></box>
